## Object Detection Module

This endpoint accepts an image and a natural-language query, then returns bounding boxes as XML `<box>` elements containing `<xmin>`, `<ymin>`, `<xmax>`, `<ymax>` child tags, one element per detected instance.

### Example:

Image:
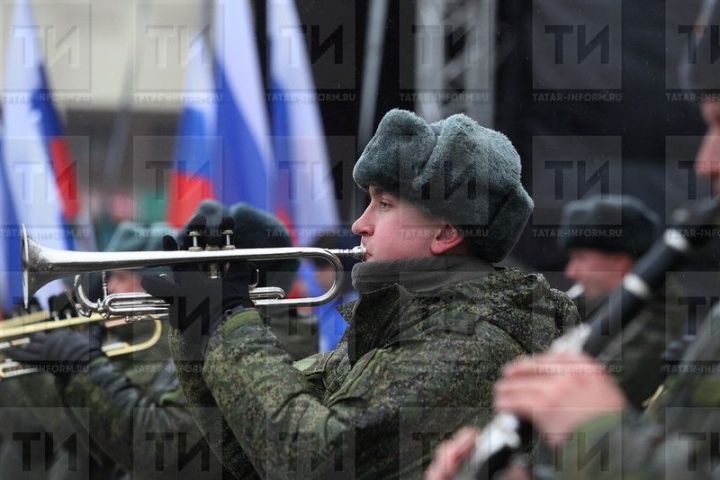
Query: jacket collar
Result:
<box><xmin>343</xmin><ymin>255</ymin><xmax>493</xmax><ymax>363</ymax></box>
<box><xmin>350</xmin><ymin>255</ymin><xmax>493</xmax><ymax>294</ymax></box>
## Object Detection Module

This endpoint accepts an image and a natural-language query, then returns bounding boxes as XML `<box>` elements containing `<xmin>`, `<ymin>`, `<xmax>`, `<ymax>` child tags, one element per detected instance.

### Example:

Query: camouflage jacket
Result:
<box><xmin>555</xmin><ymin>302</ymin><xmax>720</xmax><ymax>479</ymax></box>
<box><xmin>0</xmin><ymin>319</ymin><xmax>223</xmax><ymax>479</ymax></box>
<box><xmin>0</xmin><ymin>373</ymin><xmax>116</xmax><ymax>480</ymax></box>
<box><xmin>57</xmin><ymin>319</ymin><xmax>230</xmax><ymax>479</ymax></box>
<box><xmin>0</xmin><ymin>327</ymin><xmax>159</xmax><ymax>480</ymax></box>
<box><xmin>171</xmin><ymin>256</ymin><xmax>578</xmax><ymax>479</ymax></box>
<box><xmin>576</xmin><ymin>280</ymin><xmax>686</xmax><ymax>407</ymax></box>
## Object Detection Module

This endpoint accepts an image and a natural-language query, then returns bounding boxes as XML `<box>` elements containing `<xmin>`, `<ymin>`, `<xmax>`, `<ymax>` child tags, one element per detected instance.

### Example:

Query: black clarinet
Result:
<box><xmin>454</xmin><ymin>196</ymin><xmax>720</xmax><ymax>480</ymax></box>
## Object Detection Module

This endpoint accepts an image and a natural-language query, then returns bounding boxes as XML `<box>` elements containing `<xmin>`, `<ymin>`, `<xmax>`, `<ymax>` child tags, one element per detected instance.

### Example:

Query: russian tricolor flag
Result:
<box><xmin>1</xmin><ymin>0</ymin><xmax>79</xmax><ymax>309</ymax></box>
<box><xmin>268</xmin><ymin>0</ymin><xmax>346</xmax><ymax>350</ymax></box>
<box><xmin>268</xmin><ymin>0</ymin><xmax>339</xmax><ymax>246</ymax></box>
<box><xmin>168</xmin><ymin>1</ymin><xmax>274</xmax><ymax>226</ymax></box>
<box><xmin>213</xmin><ymin>0</ymin><xmax>273</xmax><ymax>210</ymax></box>
<box><xmin>167</xmin><ymin>36</ymin><xmax>217</xmax><ymax>228</ymax></box>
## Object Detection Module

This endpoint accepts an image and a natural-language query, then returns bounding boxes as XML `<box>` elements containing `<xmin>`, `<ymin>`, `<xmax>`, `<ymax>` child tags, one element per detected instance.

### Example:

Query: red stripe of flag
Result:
<box><xmin>48</xmin><ymin>137</ymin><xmax>79</xmax><ymax>220</ymax></box>
<box><xmin>167</xmin><ymin>172</ymin><xmax>214</xmax><ymax>228</ymax></box>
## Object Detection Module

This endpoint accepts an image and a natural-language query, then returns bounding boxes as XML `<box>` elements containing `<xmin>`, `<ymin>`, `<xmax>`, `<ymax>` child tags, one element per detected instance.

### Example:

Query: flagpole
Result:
<box><xmin>356</xmin><ymin>0</ymin><xmax>389</xmax><ymax>218</ymax></box>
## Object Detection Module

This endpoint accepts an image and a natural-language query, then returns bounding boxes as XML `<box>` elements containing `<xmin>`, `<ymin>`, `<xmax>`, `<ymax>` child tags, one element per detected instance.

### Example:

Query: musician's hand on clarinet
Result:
<box><xmin>494</xmin><ymin>352</ymin><xmax>627</xmax><ymax>446</ymax></box>
<box><xmin>425</xmin><ymin>427</ymin><xmax>478</xmax><ymax>480</ymax></box>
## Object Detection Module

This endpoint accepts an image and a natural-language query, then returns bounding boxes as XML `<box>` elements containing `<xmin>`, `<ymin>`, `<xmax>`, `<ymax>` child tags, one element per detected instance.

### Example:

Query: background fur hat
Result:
<box><xmin>88</xmin><ymin>222</ymin><xmax>177</xmax><ymax>301</ymax></box>
<box><xmin>353</xmin><ymin>109</ymin><xmax>533</xmax><ymax>262</ymax></box>
<box><xmin>228</xmin><ymin>202</ymin><xmax>299</xmax><ymax>294</ymax></box>
<box><xmin>106</xmin><ymin>222</ymin><xmax>176</xmax><ymax>252</ymax></box>
<box><xmin>559</xmin><ymin>195</ymin><xmax>660</xmax><ymax>257</ymax></box>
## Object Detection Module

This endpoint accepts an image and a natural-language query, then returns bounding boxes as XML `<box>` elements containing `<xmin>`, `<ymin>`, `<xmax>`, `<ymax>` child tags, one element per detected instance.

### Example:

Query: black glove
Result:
<box><xmin>48</xmin><ymin>293</ymin><xmax>77</xmax><ymax>319</ymax></box>
<box><xmin>7</xmin><ymin>325</ymin><xmax>104</xmax><ymax>379</ymax></box>
<box><xmin>141</xmin><ymin>215</ymin><xmax>252</xmax><ymax>352</ymax></box>
<box><xmin>10</xmin><ymin>296</ymin><xmax>42</xmax><ymax>317</ymax></box>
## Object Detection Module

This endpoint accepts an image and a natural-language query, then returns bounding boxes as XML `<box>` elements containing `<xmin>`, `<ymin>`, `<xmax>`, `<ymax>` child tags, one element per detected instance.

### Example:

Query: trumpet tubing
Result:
<box><xmin>22</xmin><ymin>225</ymin><xmax>365</xmax><ymax>314</ymax></box>
<box><xmin>0</xmin><ymin>315</ymin><xmax>165</xmax><ymax>380</ymax></box>
<box><xmin>0</xmin><ymin>310</ymin><xmax>53</xmax><ymax>329</ymax></box>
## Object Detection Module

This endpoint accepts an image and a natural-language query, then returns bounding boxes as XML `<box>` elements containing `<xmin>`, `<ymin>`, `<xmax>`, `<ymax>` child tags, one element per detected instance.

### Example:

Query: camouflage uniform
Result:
<box><xmin>0</xmin><ymin>319</ymin><xmax>223</xmax><ymax>479</ymax></box>
<box><xmin>171</xmin><ymin>257</ymin><xmax>578</xmax><ymax>478</ymax></box>
<box><xmin>0</xmin><ymin>373</ymin><xmax>113</xmax><ymax>479</ymax></box>
<box><xmin>575</xmin><ymin>279</ymin><xmax>686</xmax><ymax>408</ymax></box>
<box><xmin>554</xmin><ymin>303</ymin><xmax>720</xmax><ymax>479</ymax></box>
<box><xmin>57</xmin><ymin>319</ymin><xmax>230</xmax><ymax>479</ymax></box>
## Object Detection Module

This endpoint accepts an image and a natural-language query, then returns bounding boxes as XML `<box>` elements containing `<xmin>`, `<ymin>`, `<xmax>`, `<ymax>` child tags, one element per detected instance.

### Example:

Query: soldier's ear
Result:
<box><xmin>430</xmin><ymin>224</ymin><xmax>464</xmax><ymax>255</ymax></box>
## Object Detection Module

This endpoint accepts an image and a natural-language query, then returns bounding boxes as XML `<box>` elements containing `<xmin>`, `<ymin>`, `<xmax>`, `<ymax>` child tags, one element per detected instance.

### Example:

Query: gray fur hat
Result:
<box><xmin>559</xmin><ymin>195</ymin><xmax>660</xmax><ymax>257</ymax></box>
<box><xmin>353</xmin><ymin>109</ymin><xmax>533</xmax><ymax>262</ymax></box>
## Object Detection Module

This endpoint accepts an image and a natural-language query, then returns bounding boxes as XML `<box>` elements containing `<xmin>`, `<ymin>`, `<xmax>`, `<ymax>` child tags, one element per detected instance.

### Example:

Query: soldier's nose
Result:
<box><xmin>352</xmin><ymin>209</ymin><xmax>373</xmax><ymax>236</ymax></box>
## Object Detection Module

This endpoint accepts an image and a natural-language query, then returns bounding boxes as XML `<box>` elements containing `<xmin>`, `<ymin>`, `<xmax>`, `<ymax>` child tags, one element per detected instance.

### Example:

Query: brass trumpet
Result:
<box><xmin>22</xmin><ymin>225</ymin><xmax>365</xmax><ymax>317</ymax></box>
<box><xmin>0</xmin><ymin>314</ymin><xmax>164</xmax><ymax>380</ymax></box>
<box><xmin>0</xmin><ymin>310</ymin><xmax>54</xmax><ymax>329</ymax></box>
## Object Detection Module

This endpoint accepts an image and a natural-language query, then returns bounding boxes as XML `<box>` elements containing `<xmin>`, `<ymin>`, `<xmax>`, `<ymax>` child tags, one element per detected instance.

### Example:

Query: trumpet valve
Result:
<box><xmin>188</xmin><ymin>230</ymin><xmax>203</xmax><ymax>252</ymax></box>
<box><xmin>221</xmin><ymin>229</ymin><xmax>234</xmax><ymax>250</ymax></box>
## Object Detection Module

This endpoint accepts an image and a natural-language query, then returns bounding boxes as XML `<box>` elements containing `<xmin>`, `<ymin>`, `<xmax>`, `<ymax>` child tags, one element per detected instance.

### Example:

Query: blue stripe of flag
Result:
<box><xmin>1</xmin><ymin>157</ymin><xmax>22</xmax><ymax>311</ymax></box>
<box><xmin>214</xmin><ymin>65</ymin><xmax>269</xmax><ymax>210</ymax></box>
<box><xmin>270</xmin><ymin>78</ymin><xmax>292</xmax><ymax>216</ymax></box>
<box><xmin>174</xmin><ymin>107</ymin><xmax>213</xmax><ymax>177</ymax></box>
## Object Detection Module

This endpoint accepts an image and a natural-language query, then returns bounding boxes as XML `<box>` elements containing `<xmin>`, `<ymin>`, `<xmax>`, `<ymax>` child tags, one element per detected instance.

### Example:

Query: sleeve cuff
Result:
<box><xmin>566</xmin><ymin>409</ymin><xmax>633</xmax><ymax>447</ymax></box>
<box><xmin>218</xmin><ymin>308</ymin><xmax>263</xmax><ymax>334</ymax></box>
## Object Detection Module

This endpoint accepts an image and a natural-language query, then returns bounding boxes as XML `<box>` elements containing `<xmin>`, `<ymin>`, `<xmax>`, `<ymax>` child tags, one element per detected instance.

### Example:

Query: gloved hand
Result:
<box><xmin>7</xmin><ymin>324</ymin><xmax>104</xmax><ymax>379</ymax></box>
<box><xmin>141</xmin><ymin>215</ymin><xmax>252</xmax><ymax>352</ymax></box>
<box><xmin>48</xmin><ymin>293</ymin><xmax>77</xmax><ymax>319</ymax></box>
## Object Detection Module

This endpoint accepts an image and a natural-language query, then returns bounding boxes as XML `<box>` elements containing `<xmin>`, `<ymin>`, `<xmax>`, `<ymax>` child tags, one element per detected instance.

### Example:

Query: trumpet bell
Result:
<box><xmin>21</xmin><ymin>225</ymin><xmax>45</xmax><ymax>309</ymax></box>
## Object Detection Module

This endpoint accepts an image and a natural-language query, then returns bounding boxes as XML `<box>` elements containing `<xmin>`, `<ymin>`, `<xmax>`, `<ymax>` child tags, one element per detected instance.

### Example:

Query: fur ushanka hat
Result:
<box><xmin>353</xmin><ymin>109</ymin><xmax>533</xmax><ymax>263</ymax></box>
<box><xmin>106</xmin><ymin>222</ymin><xmax>176</xmax><ymax>252</ymax></box>
<box><xmin>559</xmin><ymin>195</ymin><xmax>660</xmax><ymax>258</ymax></box>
